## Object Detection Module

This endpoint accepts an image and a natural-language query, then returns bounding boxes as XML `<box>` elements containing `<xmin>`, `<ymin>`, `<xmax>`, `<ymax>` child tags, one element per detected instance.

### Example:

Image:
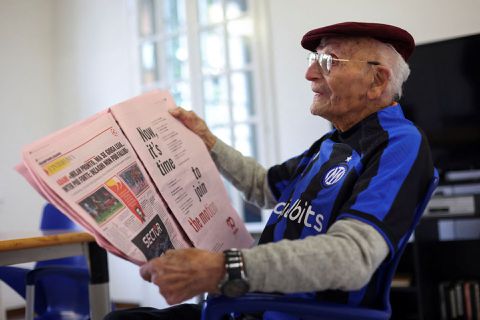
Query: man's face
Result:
<box><xmin>305</xmin><ymin>38</ymin><xmax>374</xmax><ymax>125</ymax></box>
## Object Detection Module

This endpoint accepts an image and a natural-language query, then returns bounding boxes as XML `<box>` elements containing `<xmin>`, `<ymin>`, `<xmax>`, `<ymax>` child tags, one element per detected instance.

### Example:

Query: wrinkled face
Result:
<box><xmin>305</xmin><ymin>38</ymin><xmax>376</xmax><ymax>123</ymax></box>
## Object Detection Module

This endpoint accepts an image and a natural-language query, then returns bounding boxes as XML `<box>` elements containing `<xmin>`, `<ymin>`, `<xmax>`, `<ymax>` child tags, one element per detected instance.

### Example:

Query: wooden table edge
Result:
<box><xmin>0</xmin><ymin>231</ymin><xmax>96</xmax><ymax>252</ymax></box>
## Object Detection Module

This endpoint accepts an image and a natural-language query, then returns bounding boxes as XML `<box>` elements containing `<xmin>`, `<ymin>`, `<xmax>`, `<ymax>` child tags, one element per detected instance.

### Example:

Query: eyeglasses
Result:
<box><xmin>307</xmin><ymin>52</ymin><xmax>381</xmax><ymax>75</ymax></box>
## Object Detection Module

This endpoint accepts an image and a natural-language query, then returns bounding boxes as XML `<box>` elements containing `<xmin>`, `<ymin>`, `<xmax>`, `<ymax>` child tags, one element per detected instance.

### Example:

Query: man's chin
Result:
<box><xmin>310</xmin><ymin>103</ymin><xmax>325</xmax><ymax>116</ymax></box>
<box><xmin>310</xmin><ymin>105</ymin><xmax>333</xmax><ymax>122</ymax></box>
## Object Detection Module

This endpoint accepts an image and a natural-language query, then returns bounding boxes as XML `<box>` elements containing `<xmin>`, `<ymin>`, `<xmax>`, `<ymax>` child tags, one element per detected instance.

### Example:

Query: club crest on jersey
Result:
<box><xmin>322</xmin><ymin>164</ymin><xmax>348</xmax><ymax>187</ymax></box>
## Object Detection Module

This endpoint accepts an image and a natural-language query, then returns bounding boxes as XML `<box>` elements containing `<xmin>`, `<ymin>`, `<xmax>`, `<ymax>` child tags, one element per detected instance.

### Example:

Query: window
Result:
<box><xmin>137</xmin><ymin>0</ymin><xmax>269</xmax><ymax>227</ymax></box>
<box><xmin>138</xmin><ymin>0</ymin><xmax>191</xmax><ymax>106</ymax></box>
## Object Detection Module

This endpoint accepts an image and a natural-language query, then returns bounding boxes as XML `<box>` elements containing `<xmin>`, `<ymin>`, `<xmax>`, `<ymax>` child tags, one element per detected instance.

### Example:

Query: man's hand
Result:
<box><xmin>168</xmin><ymin>107</ymin><xmax>217</xmax><ymax>150</ymax></box>
<box><xmin>139</xmin><ymin>248</ymin><xmax>225</xmax><ymax>305</ymax></box>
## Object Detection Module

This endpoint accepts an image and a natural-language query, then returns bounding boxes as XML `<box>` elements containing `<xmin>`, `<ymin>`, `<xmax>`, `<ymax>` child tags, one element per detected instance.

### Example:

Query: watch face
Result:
<box><xmin>222</xmin><ymin>278</ymin><xmax>250</xmax><ymax>298</ymax></box>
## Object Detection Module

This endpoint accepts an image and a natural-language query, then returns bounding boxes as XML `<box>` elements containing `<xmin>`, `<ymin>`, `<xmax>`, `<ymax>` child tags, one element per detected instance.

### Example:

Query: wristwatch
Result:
<box><xmin>218</xmin><ymin>248</ymin><xmax>250</xmax><ymax>298</ymax></box>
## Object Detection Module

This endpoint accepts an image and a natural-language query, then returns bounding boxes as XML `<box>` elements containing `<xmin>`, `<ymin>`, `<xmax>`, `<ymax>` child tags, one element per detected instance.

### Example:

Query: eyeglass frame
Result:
<box><xmin>307</xmin><ymin>52</ymin><xmax>381</xmax><ymax>75</ymax></box>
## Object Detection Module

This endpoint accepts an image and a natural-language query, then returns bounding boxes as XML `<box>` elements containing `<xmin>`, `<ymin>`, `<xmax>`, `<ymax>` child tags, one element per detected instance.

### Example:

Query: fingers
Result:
<box><xmin>167</xmin><ymin>106</ymin><xmax>183</xmax><ymax>117</ymax></box>
<box><xmin>168</xmin><ymin>107</ymin><xmax>198</xmax><ymax>130</ymax></box>
<box><xmin>141</xmin><ymin>262</ymin><xmax>194</xmax><ymax>305</ymax></box>
<box><xmin>139</xmin><ymin>254</ymin><xmax>174</xmax><ymax>284</ymax></box>
<box><xmin>139</xmin><ymin>256</ymin><xmax>167</xmax><ymax>282</ymax></box>
<box><xmin>156</xmin><ymin>274</ymin><xmax>201</xmax><ymax>305</ymax></box>
<box><xmin>168</xmin><ymin>106</ymin><xmax>192</xmax><ymax>121</ymax></box>
<box><xmin>167</xmin><ymin>107</ymin><xmax>217</xmax><ymax>150</ymax></box>
<box><xmin>164</xmin><ymin>249</ymin><xmax>175</xmax><ymax>257</ymax></box>
<box><xmin>139</xmin><ymin>249</ymin><xmax>222</xmax><ymax>305</ymax></box>
<box><xmin>139</xmin><ymin>262</ymin><xmax>152</xmax><ymax>281</ymax></box>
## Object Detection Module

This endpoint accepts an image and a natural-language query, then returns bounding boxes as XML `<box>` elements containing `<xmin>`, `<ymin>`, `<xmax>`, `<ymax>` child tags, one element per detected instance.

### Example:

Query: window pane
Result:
<box><xmin>162</xmin><ymin>0</ymin><xmax>186</xmax><ymax>33</ymax></box>
<box><xmin>138</xmin><ymin>0</ymin><xmax>156</xmax><ymax>37</ymax></box>
<box><xmin>211</xmin><ymin>126</ymin><xmax>232</xmax><ymax>146</ymax></box>
<box><xmin>228</xmin><ymin>19</ymin><xmax>252</xmax><ymax>69</ymax></box>
<box><xmin>203</xmin><ymin>76</ymin><xmax>229</xmax><ymax>126</ymax></box>
<box><xmin>139</xmin><ymin>42</ymin><xmax>159</xmax><ymax>85</ymax></box>
<box><xmin>231</xmin><ymin>71</ymin><xmax>254</xmax><ymax>121</ymax></box>
<box><xmin>234</xmin><ymin>124</ymin><xmax>257</xmax><ymax>157</ymax></box>
<box><xmin>170</xmin><ymin>81</ymin><xmax>191</xmax><ymax>108</ymax></box>
<box><xmin>198</xmin><ymin>0</ymin><xmax>224</xmax><ymax>25</ymax></box>
<box><xmin>165</xmin><ymin>36</ymin><xmax>189</xmax><ymax>83</ymax></box>
<box><xmin>200</xmin><ymin>27</ymin><xmax>226</xmax><ymax>75</ymax></box>
<box><xmin>226</xmin><ymin>0</ymin><xmax>248</xmax><ymax>20</ymax></box>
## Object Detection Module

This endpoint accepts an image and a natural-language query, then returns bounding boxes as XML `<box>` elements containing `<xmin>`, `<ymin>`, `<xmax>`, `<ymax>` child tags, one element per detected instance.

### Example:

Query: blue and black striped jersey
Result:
<box><xmin>260</xmin><ymin>103</ymin><xmax>434</xmax><ymax>309</ymax></box>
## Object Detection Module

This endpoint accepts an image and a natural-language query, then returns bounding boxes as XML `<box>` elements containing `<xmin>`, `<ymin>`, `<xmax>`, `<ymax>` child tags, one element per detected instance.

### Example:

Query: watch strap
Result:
<box><xmin>224</xmin><ymin>249</ymin><xmax>245</xmax><ymax>280</ymax></box>
<box><xmin>219</xmin><ymin>248</ymin><xmax>249</xmax><ymax>297</ymax></box>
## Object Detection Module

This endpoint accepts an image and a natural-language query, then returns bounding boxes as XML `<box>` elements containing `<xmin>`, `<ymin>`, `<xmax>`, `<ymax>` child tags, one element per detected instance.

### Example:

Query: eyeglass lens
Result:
<box><xmin>308</xmin><ymin>52</ymin><xmax>333</xmax><ymax>75</ymax></box>
<box><xmin>308</xmin><ymin>53</ymin><xmax>317</xmax><ymax>66</ymax></box>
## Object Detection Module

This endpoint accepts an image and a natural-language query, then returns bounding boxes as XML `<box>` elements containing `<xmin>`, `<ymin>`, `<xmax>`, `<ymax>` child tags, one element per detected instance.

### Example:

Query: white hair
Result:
<box><xmin>317</xmin><ymin>37</ymin><xmax>411</xmax><ymax>101</ymax></box>
<box><xmin>383</xmin><ymin>44</ymin><xmax>411</xmax><ymax>101</ymax></box>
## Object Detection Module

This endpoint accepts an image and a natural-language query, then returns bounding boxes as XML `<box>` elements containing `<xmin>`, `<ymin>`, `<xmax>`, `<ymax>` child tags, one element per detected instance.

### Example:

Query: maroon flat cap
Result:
<box><xmin>301</xmin><ymin>21</ymin><xmax>415</xmax><ymax>61</ymax></box>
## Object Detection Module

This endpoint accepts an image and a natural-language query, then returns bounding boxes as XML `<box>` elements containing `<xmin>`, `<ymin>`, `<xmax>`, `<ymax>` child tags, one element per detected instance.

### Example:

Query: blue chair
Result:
<box><xmin>25</xmin><ymin>266</ymin><xmax>90</xmax><ymax>320</ymax></box>
<box><xmin>0</xmin><ymin>203</ymin><xmax>90</xmax><ymax>320</ymax></box>
<box><xmin>202</xmin><ymin>173</ymin><xmax>439</xmax><ymax>320</ymax></box>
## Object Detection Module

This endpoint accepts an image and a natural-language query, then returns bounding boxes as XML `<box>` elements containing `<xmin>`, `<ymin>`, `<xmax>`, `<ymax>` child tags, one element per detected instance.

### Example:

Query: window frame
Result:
<box><xmin>135</xmin><ymin>0</ymin><xmax>276</xmax><ymax>229</ymax></box>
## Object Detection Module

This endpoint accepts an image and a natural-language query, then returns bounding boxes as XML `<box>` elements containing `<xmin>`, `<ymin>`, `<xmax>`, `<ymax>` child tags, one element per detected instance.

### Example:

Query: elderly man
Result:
<box><xmin>105</xmin><ymin>22</ymin><xmax>434</xmax><ymax>320</ymax></box>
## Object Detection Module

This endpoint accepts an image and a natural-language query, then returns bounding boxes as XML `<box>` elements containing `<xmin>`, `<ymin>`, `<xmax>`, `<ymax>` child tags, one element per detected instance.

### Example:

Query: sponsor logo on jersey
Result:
<box><xmin>322</xmin><ymin>164</ymin><xmax>348</xmax><ymax>187</ymax></box>
<box><xmin>272</xmin><ymin>199</ymin><xmax>324</xmax><ymax>232</ymax></box>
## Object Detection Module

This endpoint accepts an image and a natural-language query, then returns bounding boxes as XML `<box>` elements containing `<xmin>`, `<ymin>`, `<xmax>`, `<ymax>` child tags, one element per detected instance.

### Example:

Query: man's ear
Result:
<box><xmin>367</xmin><ymin>66</ymin><xmax>391</xmax><ymax>100</ymax></box>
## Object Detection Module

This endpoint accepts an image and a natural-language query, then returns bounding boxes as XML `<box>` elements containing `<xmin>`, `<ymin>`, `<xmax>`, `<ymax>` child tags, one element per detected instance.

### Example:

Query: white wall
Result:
<box><xmin>0</xmin><ymin>0</ymin><xmax>139</xmax><ymax>234</ymax></box>
<box><xmin>0</xmin><ymin>0</ymin><xmax>55</xmax><ymax>311</ymax></box>
<box><xmin>0</xmin><ymin>0</ymin><xmax>55</xmax><ymax>233</ymax></box>
<box><xmin>52</xmin><ymin>0</ymin><xmax>139</xmax><ymax>124</ymax></box>
<box><xmin>265</xmin><ymin>0</ymin><xmax>480</xmax><ymax>160</ymax></box>
<box><xmin>0</xmin><ymin>0</ymin><xmax>144</xmax><ymax>313</ymax></box>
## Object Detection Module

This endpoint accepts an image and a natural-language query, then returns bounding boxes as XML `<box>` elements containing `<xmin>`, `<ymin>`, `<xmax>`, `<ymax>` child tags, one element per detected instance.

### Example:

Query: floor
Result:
<box><xmin>6</xmin><ymin>302</ymin><xmax>140</xmax><ymax>319</ymax></box>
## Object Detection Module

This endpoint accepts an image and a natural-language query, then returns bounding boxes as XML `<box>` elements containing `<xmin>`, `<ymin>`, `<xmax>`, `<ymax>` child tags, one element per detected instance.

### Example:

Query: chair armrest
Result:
<box><xmin>202</xmin><ymin>293</ymin><xmax>390</xmax><ymax>320</ymax></box>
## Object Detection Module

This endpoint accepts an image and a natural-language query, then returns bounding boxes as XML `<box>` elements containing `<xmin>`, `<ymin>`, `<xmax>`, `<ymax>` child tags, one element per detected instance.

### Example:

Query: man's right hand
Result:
<box><xmin>168</xmin><ymin>107</ymin><xmax>217</xmax><ymax>150</ymax></box>
<box><xmin>139</xmin><ymin>248</ymin><xmax>225</xmax><ymax>305</ymax></box>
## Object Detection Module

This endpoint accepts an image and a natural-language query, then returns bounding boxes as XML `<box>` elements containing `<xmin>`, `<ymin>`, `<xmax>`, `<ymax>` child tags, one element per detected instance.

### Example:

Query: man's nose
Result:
<box><xmin>305</xmin><ymin>62</ymin><xmax>322</xmax><ymax>81</ymax></box>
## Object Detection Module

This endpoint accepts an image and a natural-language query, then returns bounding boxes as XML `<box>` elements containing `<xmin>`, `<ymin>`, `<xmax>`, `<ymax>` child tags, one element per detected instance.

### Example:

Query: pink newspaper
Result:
<box><xmin>18</xmin><ymin>90</ymin><xmax>254</xmax><ymax>265</ymax></box>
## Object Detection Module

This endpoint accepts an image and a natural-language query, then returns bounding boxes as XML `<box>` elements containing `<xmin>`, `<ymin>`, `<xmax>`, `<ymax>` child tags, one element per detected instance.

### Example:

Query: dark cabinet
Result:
<box><xmin>390</xmin><ymin>215</ymin><xmax>480</xmax><ymax>320</ymax></box>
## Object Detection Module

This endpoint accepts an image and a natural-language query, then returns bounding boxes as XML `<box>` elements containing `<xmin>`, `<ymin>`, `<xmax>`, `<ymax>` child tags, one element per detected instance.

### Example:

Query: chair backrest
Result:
<box><xmin>40</xmin><ymin>203</ymin><xmax>80</xmax><ymax>231</ymax></box>
<box><xmin>37</xmin><ymin>204</ymin><xmax>87</xmax><ymax>268</ymax></box>
<box><xmin>378</xmin><ymin>170</ymin><xmax>439</xmax><ymax>312</ymax></box>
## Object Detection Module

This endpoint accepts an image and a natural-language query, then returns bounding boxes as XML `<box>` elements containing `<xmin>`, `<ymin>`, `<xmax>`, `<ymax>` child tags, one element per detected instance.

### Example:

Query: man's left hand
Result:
<box><xmin>139</xmin><ymin>248</ymin><xmax>225</xmax><ymax>304</ymax></box>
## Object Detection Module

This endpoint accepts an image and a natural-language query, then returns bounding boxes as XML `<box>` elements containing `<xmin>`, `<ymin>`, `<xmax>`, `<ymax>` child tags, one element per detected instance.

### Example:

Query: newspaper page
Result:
<box><xmin>18</xmin><ymin>161</ymin><xmax>133</xmax><ymax>261</ymax></box>
<box><xmin>110</xmin><ymin>90</ymin><xmax>255</xmax><ymax>251</ymax></box>
<box><xmin>20</xmin><ymin>110</ymin><xmax>190</xmax><ymax>264</ymax></box>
